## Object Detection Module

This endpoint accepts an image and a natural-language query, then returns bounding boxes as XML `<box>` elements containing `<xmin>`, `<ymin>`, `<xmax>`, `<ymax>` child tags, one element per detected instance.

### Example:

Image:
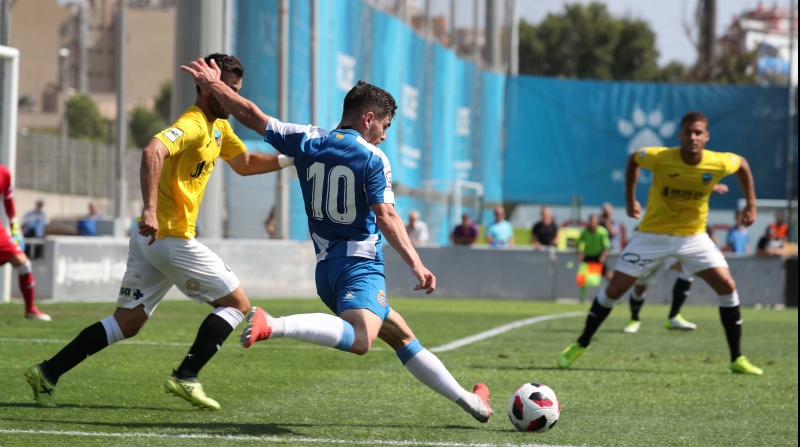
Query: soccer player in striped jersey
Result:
<box><xmin>25</xmin><ymin>54</ymin><xmax>292</xmax><ymax>409</ymax></box>
<box><xmin>558</xmin><ymin>111</ymin><xmax>763</xmax><ymax>375</ymax></box>
<box><xmin>182</xmin><ymin>58</ymin><xmax>492</xmax><ymax>422</ymax></box>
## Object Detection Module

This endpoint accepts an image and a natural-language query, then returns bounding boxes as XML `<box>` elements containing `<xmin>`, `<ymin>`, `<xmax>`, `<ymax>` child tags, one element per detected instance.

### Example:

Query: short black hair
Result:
<box><xmin>195</xmin><ymin>53</ymin><xmax>244</xmax><ymax>94</ymax></box>
<box><xmin>680</xmin><ymin>111</ymin><xmax>708</xmax><ymax>129</ymax></box>
<box><xmin>342</xmin><ymin>80</ymin><xmax>397</xmax><ymax>121</ymax></box>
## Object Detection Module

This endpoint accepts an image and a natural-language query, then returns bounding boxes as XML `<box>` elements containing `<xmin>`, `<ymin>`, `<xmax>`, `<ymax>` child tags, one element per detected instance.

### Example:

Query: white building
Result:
<box><xmin>720</xmin><ymin>2</ymin><xmax>798</xmax><ymax>86</ymax></box>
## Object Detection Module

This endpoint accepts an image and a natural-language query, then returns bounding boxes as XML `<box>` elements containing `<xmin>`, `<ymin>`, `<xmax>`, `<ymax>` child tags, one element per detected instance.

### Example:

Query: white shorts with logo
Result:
<box><xmin>116</xmin><ymin>233</ymin><xmax>240</xmax><ymax>317</ymax></box>
<box><xmin>615</xmin><ymin>231</ymin><xmax>728</xmax><ymax>280</ymax></box>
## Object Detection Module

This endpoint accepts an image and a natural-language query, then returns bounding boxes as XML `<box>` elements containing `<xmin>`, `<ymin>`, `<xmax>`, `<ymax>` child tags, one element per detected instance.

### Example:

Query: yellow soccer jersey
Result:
<box><xmin>635</xmin><ymin>146</ymin><xmax>741</xmax><ymax>236</ymax></box>
<box><xmin>152</xmin><ymin>105</ymin><xmax>246</xmax><ymax>239</ymax></box>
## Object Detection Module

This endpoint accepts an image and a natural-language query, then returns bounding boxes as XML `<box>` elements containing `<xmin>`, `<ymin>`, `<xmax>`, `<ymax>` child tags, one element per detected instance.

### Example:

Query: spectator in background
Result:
<box><xmin>451</xmin><ymin>213</ymin><xmax>479</xmax><ymax>246</ymax></box>
<box><xmin>769</xmin><ymin>209</ymin><xmax>788</xmax><ymax>241</ymax></box>
<box><xmin>599</xmin><ymin>203</ymin><xmax>626</xmax><ymax>251</ymax></box>
<box><xmin>22</xmin><ymin>199</ymin><xmax>46</xmax><ymax>238</ymax></box>
<box><xmin>22</xmin><ymin>199</ymin><xmax>47</xmax><ymax>259</ymax></box>
<box><xmin>405</xmin><ymin>210</ymin><xmax>429</xmax><ymax>246</ymax></box>
<box><xmin>577</xmin><ymin>214</ymin><xmax>611</xmax><ymax>281</ymax></box>
<box><xmin>531</xmin><ymin>206</ymin><xmax>558</xmax><ymax>249</ymax></box>
<box><xmin>726</xmin><ymin>210</ymin><xmax>749</xmax><ymax>255</ymax></box>
<box><xmin>77</xmin><ymin>202</ymin><xmax>100</xmax><ymax>236</ymax></box>
<box><xmin>485</xmin><ymin>206</ymin><xmax>514</xmax><ymax>247</ymax></box>
<box><xmin>756</xmin><ymin>225</ymin><xmax>784</xmax><ymax>257</ymax></box>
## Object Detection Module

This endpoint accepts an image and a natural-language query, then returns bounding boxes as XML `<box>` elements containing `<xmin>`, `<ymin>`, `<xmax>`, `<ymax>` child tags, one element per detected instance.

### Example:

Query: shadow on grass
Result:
<box><xmin>0</xmin><ymin>412</ymin><xmax>490</xmax><ymax>435</ymax></box>
<box><xmin>0</xmin><ymin>414</ymin><xmax>295</xmax><ymax>436</ymax></box>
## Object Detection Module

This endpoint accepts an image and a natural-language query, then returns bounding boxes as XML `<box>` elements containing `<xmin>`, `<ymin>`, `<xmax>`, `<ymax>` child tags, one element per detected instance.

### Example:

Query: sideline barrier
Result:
<box><xmin>13</xmin><ymin>237</ymin><xmax>790</xmax><ymax>306</ymax></box>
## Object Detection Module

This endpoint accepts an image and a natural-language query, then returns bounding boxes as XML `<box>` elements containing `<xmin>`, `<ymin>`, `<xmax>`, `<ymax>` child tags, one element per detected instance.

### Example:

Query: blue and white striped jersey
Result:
<box><xmin>264</xmin><ymin>119</ymin><xmax>394</xmax><ymax>262</ymax></box>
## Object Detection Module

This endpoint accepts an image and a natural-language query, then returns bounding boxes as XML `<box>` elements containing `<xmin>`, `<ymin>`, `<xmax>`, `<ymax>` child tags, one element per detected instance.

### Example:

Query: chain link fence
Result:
<box><xmin>16</xmin><ymin>130</ymin><xmax>141</xmax><ymax>203</ymax></box>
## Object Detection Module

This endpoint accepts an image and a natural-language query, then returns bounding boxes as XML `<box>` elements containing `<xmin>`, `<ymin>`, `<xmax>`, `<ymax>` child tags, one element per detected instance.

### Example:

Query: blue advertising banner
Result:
<box><xmin>504</xmin><ymin>76</ymin><xmax>790</xmax><ymax>209</ymax></box>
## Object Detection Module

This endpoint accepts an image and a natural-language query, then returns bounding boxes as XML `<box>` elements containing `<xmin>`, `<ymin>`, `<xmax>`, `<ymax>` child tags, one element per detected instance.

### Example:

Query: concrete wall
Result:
<box><xmin>12</xmin><ymin>237</ymin><xmax>790</xmax><ymax>307</ymax></box>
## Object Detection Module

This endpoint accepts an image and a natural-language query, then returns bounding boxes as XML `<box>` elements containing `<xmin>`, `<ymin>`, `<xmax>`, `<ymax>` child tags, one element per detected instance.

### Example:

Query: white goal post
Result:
<box><xmin>0</xmin><ymin>44</ymin><xmax>19</xmax><ymax>303</ymax></box>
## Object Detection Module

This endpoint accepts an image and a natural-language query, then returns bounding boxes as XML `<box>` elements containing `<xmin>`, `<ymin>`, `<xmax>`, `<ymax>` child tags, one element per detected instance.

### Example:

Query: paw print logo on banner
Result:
<box><xmin>617</xmin><ymin>105</ymin><xmax>677</xmax><ymax>154</ymax></box>
<box><xmin>611</xmin><ymin>105</ymin><xmax>676</xmax><ymax>184</ymax></box>
<box><xmin>337</xmin><ymin>52</ymin><xmax>356</xmax><ymax>92</ymax></box>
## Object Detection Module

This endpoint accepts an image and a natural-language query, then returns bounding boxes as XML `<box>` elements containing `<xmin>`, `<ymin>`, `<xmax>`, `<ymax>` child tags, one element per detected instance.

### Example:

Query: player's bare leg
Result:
<box><xmin>379</xmin><ymin>310</ymin><xmax>492</xmax><ymax>422</ymax></box>
<box><xmin>695</xmin><ymin>267</ymin><xmax>762</xmax><ymax>375</ymax></box>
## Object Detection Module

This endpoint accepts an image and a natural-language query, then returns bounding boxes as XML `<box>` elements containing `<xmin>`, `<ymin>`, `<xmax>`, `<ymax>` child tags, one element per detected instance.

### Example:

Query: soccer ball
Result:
<box><xmin>507</xmin><ymin>382</ymin><xmax>560</xmax><ymax>432</ymax></box>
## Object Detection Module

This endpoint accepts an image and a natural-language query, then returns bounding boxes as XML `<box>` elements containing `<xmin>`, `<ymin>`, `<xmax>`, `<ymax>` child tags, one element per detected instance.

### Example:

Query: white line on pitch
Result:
<box><xmin>0</xmin><ymin>429</ymin><xmax>582</xmax><ymax>447</ymax></box>
<box><xmin>430</xmin><ymin>312</ymin><xmax>585</xmax><ymax>353</ymax></box>
<box><xmin>0</xmin><ymin>311</ymin><xmax>585</xmax><ymax>354</ymax></box>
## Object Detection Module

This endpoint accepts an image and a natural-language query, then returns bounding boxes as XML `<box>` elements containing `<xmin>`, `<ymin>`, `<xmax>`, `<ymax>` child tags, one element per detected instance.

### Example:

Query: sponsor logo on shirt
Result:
<box><xmin>342</xmin><ymin>290</ymin><xmax>355</xmax><ymax>301</ymax></box>
<box><xmin>164</xmin><ymin>127</ymin><xmax>184</xmax><ymax>142</ymax></box>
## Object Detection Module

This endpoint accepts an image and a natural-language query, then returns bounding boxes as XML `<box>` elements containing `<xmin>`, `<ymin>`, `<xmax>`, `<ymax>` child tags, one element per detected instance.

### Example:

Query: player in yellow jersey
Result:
<box><xmin>25</xmin><ymin>53</ymin><xmax>294</xmax><ymax>409</ymax></box>
<box><xmin>557</xmin><ymin>111</ymin><xmax>763</xmax><ymax>375</ymax></box>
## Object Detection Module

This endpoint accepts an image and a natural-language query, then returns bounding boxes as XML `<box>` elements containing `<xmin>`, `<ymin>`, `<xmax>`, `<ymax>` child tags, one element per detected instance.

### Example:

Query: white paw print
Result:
<box><xmin>617</xmin><ymin>105</ymin><xmax>677</xmax><ymax>154</ymax></box>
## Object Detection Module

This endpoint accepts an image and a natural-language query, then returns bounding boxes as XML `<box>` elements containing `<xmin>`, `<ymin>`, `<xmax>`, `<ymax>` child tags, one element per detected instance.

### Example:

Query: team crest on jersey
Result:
<box><xmin>214</xmin><ymin>129</ymin><xmax>222</xmax><ymax>146</ymax></box>
<box><xmin>376</xmin><ymin>290</ymin><xmax>387</xmax><ymax>307</ymax></box>
<box><xmin>702</xmin><ymin>173</ymin><xmax>713</xmax><ymax>185</ymax></box>
<box><xmin>164</xmin><ymin>127</ymin><xmax>184</xmax><ymax>142</ymax></box>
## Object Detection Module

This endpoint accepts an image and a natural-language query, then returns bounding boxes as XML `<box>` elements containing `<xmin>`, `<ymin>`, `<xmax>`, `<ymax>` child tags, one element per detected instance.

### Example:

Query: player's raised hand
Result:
<box><xmin>138</xmin><ymin>208</ymin><xmax>159</xmax><ymax>245</ymax></box>
<box><xmin>180</xmin><ymin>58</ymin><xmax>221</xmax><ymax>93</ymax></box>
<box><xmin>626</xmin><ymin>200</ymin><xmax>641</xmax><ymax>219</ymax></box>
<box><xmin>412</xmin><ymin>265</ymin><xmax>436</xmax><ymax>295</ymax></box>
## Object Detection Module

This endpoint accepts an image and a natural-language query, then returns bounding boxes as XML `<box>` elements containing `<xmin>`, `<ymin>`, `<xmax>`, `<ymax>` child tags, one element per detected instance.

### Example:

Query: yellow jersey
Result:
<box><xmin>152</xmin><ymin>105</ymin><xmax>247</xmax><ymax>239</ymax></box>
<box><xmin>635</xmin><ymin>147</ymin><xmax>740</xmax><ymax>236</ymax></box>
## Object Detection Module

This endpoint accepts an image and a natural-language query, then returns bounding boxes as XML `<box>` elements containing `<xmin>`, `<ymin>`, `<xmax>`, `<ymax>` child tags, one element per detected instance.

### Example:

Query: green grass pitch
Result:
<box><xmin>1</xmin><ymin>298</ymin><xmax>797</xmax><ymax>447</ymax></box>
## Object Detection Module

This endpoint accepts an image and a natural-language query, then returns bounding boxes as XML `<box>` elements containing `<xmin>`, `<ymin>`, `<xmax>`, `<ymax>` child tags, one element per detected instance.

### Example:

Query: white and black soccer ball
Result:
<box><xmin>507</xmin><ymin>382</ymin><xmax>560</xmax><ymax>432</ymax></box>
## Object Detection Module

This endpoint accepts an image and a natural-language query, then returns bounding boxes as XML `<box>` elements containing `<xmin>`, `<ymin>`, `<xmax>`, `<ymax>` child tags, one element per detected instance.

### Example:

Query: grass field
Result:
<box><xmin>1</xmin><ymin>298</ymin><xmax>797</xmax><ymax>447</ymax></box>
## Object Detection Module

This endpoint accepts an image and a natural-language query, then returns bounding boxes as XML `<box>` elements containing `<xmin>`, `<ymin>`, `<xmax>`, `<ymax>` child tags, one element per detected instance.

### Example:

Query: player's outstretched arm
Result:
<box><xmin>139</xmin><ymin>138</ymin><xmax>169</xmax><ymax>245</ymax></box>
<box><xmin>226</xmin><ymin>152</ymin><xmax>293</xmax><ymax>176</ymax></box>
<box><xmin>625</xmin><ymin>153</ymin><xmax>642</xmax><ymax>218</ymax></box>
<box><xmin>372</xmin><ymin>203</ymin><xmax>436</xmax><ymax>294</ymax></box>
<box><xmin>735</xmin><ymin>156</ymin><xmax>757</xmax><ymax>226</ymax></box>
<box><xmin>180</xmin><ymin>58</ymin><xmax>273</xmax><ymax>135</ymax></box>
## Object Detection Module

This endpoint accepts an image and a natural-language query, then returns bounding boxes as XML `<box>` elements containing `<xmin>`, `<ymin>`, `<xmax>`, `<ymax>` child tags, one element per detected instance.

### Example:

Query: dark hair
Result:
<box><xmin>195</xmin><ymin>53</ymin><xmax>244</xmax><ymax>94</ymax></box>
<box><xmin>680</xmin><ymin>111</ymin><xmax>708</xmax><ymax>129</ymax></box>
<box><xmin>342</xmin><ymin>80</ymin><xmax>397</xmax><ymax>121</ymax></box>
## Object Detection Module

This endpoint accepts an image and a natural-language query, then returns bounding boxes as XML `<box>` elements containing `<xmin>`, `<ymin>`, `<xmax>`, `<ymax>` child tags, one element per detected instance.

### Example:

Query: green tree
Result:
<box><xmin>65</xmin><ymin>94</ymin><xmax>109</xmax><ymax>141</ymax></box>
<box><xmin>129</xmin><ymin>106</ymin><xmax>167</xmax><ymax>148</ymax></box>
<box><xmin>518</xmin><ymin>2</ymin><xmax>660</xmax><ymax>81</ymax></box>
<box><xmin>154</xmin><ymin>81</ymin><xmax>172</xmax><ymax>122</ymax></box>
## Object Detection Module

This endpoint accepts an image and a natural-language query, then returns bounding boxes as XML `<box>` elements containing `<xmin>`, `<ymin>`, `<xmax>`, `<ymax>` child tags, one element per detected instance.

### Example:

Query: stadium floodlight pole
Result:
<box><xmin>275</xmin><ymin>0</ymin><xmax>290</xmax><ymax>240</ymax></box>
<box><xmin>786</xmin><ymin>0</ymin><xmax>797</xmax><ymax>242</ymax></box>
<box><xmin>114</xmin><ymin>0</ymin><xmax>128</xmax><ymax>235</ymax></box>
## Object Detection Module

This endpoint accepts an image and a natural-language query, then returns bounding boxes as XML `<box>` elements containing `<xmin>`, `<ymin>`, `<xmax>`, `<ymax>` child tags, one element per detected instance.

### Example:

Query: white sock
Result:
<box><xmin>597</xmin><ymin>289</ymin><xmax>616</xmax><ymax>308</ymax></box>
<box><xmin>404</xmin><ymin>349</ymin><xmax>471</xmax><ymax>403</ymax></box>
<box><xmin>273</xmin><ymin>313</ymin><xmax>355</xmax><ymax>351</ymax></box>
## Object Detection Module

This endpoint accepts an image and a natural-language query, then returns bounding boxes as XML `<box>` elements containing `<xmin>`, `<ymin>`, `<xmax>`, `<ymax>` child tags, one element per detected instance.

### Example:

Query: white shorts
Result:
<box><xmin>615</xmin><ymin>231</ymin><xmax>727</xmax><ymax>280</ymax></box>
<box><xmin>116</xmin><ymin>233</ymin><xmax>240</xmax><ymax>317</ymax></box>
<box><xmin>634</xmin><ymin>256</ymin><xmax>682</xmax><ymax>285</ymax></box>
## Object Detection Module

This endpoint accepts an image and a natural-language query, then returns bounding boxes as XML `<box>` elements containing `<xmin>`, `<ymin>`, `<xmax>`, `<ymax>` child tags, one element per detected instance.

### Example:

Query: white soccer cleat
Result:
<box><xmin>623</xmin><ymin>320</ymin><xmax>641</xmax><ymax>333</ymax></box>
<box><xmin>665</xmin><ymin>314</ymin><xmax>697</xmax><ymax>330</ymax></box>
